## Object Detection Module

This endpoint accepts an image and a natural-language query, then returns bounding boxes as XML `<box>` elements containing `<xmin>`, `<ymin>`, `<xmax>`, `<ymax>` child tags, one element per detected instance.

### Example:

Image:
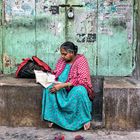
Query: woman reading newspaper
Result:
<box><xmin>42</xmin><ymin>41</ymin><xmax>94</xmax><ymax>131</ymax></box>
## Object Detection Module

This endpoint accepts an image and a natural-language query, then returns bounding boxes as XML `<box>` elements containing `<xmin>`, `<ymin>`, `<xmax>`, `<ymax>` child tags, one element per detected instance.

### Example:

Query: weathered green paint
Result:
<box><xmin>35</xmin><ymin>0</ymin><xmax>66</xmax><ymax>69</ymax></box>
<box><xmin>2</xmin><ymin>1</ymin><xmax>36</xmax><ymax>73</ymax></box>
<box><xmin>66</xmin><ymin>0</ymin><xmax>97</xmax><ymax>75</ymax></box>
<box><xmin>0</xmin><ymin>0</ymin><xmax>136</xmax><ymax>76</ymax></box>
<box><xmin>97</xmin><ymin>0</ymin><xmax>135</xmax><ymax>76</ymax></box>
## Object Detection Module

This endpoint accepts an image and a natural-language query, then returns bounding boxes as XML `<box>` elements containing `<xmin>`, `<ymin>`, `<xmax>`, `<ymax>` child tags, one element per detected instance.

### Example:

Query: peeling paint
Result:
<box><xmin>3</xmin><ymin>54</ymin><xmax>11</xmax><ymax>67</ymax></box>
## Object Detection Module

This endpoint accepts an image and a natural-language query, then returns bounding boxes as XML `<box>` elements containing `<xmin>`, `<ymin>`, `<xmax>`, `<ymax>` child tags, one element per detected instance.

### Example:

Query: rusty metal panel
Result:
<box><xmin>66</xmin><ymin>0</ymin><xmax>97</xmax><ymax>75</ymax></box>
<box><xmin>35</xmin><ymin>0</ymin><xmax>66</xmax><ymax>69</ymax></box>
<box><xmin>97</xmin><ymin>0</ymin><xmax>136</xmax><ymax>76</ymax></box>
<box><xmin>3</xmin><ymin>0</ymin><xmax>36</xmax><ymax>74</ymax></box>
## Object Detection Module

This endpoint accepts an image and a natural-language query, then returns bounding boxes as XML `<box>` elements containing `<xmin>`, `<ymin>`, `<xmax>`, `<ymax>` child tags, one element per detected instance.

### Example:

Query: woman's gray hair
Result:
<box><xmin>60</xmin><ymin>41</ymin><xmax>78</xmax><ymax>55</ymax></box>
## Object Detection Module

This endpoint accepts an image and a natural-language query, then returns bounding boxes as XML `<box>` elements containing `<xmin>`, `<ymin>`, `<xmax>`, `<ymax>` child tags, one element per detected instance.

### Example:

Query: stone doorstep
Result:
<box><xmin>0</xmin><ymin>75</ymin><xmax>103</xmax><ymax>129</ymax></box>
<box><xmin>104</xmin><ymin>77</ymin><xmax>140</xmax><ymax>89</ymax></box>
<box><xmin>103</xmin><ymin>77</ymin><xmax>140</xmax><ymax>130</ymax></box>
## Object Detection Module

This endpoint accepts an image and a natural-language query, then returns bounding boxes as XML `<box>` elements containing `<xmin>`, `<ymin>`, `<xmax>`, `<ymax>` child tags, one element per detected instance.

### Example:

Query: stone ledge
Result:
<box><xmin>104</xmin><ymin>77</ymin><xmax>140</xmax><ymax>88</ymax></box>
<box><xmin>0</xmin><ymin>75</ymin><xmax>103</xmax><ymax>129</ymax></box>
<box><xmin>0</xmin><ymin>75</ymin><xmax>46</xmax><ymax>127</ymax></box>
<box><xmin>103</xmin><ymin>77</ymin><xmax>140</xmax><ymax>130</ymax></box>
<box><xmin>0</xmin><ymin>74</ymin><xmax>38</xmax><ymax>87</ymax></box>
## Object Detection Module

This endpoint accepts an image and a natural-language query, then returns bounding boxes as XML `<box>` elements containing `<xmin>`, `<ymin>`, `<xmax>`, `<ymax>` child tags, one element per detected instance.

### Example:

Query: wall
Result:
<box><xmin>133</xmin><ymin>0</ymin><xmax>140</xmax><ymax>80</ymax></box>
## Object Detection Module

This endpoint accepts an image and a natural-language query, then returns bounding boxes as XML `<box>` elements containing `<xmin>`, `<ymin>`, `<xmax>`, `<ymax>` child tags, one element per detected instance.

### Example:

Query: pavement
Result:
<box><xmin>0</xmin><ymin>126</ymin><xmax>140</xmax><ymax>140</ymax></box>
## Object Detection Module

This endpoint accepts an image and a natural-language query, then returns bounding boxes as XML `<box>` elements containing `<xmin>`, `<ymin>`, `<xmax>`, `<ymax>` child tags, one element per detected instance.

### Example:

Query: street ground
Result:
<box><xmin>0</xmin><ymin>126</ymin><xmax>140</xmax><ymax>140</ymax></box>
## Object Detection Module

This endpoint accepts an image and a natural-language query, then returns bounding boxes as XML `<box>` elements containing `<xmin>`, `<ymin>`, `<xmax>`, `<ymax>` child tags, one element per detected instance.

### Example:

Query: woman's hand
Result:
<box><xmin>49</xmin><ymin>82</ymin><xmax>72</xmax><ymax>93</ymax></box>
<box><xmin>50</xmin><ymin>83</ymin><xmax>63</xmax><ymax>93</ymax></box>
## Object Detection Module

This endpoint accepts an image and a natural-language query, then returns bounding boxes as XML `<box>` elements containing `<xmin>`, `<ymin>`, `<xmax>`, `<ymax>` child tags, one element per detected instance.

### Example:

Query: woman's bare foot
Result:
<box><xmin>48</xmin><ymin>122</ymin><xmax>53</xmax><ymax>128</ymax></box>
<box><xmin>84</xmin><ymin>122</ymin><xmax>91</xmax><ymax>130</ymax></box>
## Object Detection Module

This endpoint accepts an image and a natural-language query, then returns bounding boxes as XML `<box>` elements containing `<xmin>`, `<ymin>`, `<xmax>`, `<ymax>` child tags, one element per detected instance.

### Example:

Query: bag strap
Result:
<box><xmin>32</xmin><ymin>56</ymin><xmax>51</xmax><ymax>72</ymax></box>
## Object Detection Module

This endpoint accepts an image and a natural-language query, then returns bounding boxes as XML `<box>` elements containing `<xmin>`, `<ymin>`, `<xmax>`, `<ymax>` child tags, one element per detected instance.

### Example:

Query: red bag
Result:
<box><xmin>16</xmin><ymin>56</ymin><xmax>51</xmax><ymax>78</ymax></box>
<box><xmin>32</xmin><ymin>56</ymin><xmax>51</xmax><ymax>72</ymax></box>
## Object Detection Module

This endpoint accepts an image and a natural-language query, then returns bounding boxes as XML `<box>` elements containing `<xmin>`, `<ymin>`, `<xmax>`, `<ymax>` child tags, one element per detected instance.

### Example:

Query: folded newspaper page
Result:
<box><xmin>34</xmin><ymin>70</ymin><xmax>61</xmax><ymax>88</ymax></box>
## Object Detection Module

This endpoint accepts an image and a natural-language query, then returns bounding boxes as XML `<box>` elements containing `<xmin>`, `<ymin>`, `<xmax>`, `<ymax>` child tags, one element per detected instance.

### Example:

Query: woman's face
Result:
<box><xmin>60</xmin><ymin>48</ymin><xmax>74</xmax><ymax>62</ymax></box>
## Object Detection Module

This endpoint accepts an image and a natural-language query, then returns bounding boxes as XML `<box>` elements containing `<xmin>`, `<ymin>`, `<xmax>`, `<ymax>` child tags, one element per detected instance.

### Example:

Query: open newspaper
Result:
<box><xmin>34</xmin><ymin>70</ymin><xmax>61</xmax><ymax>88</ymax></box>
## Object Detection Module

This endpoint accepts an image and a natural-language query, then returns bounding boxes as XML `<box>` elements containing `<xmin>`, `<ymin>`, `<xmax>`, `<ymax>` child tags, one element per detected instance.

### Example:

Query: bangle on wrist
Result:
<box><xmin>67</xmin><ymin>82</ymin><xmax>71</xmax><ymax>88</ymax></box>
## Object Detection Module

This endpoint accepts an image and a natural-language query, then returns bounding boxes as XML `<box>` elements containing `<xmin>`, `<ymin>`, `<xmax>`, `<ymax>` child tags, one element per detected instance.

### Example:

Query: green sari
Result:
<box><xmin>42</xmin><ymin>64</ymin><xmax>92</xmax><ymax>131</ymax></box>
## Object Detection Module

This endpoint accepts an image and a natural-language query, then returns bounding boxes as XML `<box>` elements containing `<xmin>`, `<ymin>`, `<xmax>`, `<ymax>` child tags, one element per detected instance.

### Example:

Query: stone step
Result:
<box><xmin>103</xmin><ymin>77</ymin><xmax>140</xmax><ymax>130</ymax></box>
<box><xmin>4</xmin><ymin>75</ymin><xmax>140</xmax><ymax>130</ymax></box>
<box><xmin>0</xmin><ymin>74</ymin><xmax>103</xmax><ymax>129</ymax></box>
<box><xmin>0</xmin><ymin>74</ymin><xmax>45</xmax><ymax>127</ymax></box>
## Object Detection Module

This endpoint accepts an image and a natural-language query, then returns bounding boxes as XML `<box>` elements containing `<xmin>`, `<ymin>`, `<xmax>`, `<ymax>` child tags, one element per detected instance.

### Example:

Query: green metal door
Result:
<box><xmin>36</xmin><ymin>0</ymin><xmax>97</xmax><ymax>75</ymax></box>
<box><xmin>97</xmin><ymin>0</ymin><xmax>135</xmax><ymax>76</ymax></box>
<box><xmin>35</xmin><ymin>0</ymin><xmax>66</xmax><ymax>69</ymax></box>
<box><xmin>2</xmin><ymin>0</ymin><xmax>36</xmax><ymax>73</ymax></box>
<box><xmin>0</xmin><ymin>0</ymin><xmax>136</xmax><ymax>76</ymax></box>
<box><xmin>66</xmin><ymin>0</ymin><xmax>97</xmax><ymax>75</ymax></box>
<box><xmin>66</xmin><ymin>0</ymin><xmax>135</xmax><ymax>76</ymax></box>
<box><xmin>2</xmin><ymin>0</ymin><xmax>66</xmax><ymax>74</ymax></box>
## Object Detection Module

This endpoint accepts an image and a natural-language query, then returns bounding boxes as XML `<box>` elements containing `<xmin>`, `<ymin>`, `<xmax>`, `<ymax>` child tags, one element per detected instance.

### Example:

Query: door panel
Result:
<box><xmin>35</xmin><ymin>0</ymin><xmax>66</xmax><ymax>69</ymax></box>
<box><xmin>66</xmin><ymin>0</ymin><xmax>97</xmax><ymax>75</ymax></box>
<box><xmin>3</xmin><ymin>0</ymin><xmax>36</xmax><ymax>74</ymax></box>
<box><xmin>97</xmin><ymin>0</ymin><xmax>135</xmax><ymax>76</ymax></box>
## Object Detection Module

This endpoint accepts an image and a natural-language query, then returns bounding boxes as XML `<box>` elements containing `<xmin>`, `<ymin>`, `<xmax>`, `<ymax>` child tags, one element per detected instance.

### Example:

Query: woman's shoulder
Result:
<box><xmin>75</xmin><ymin>54</ymin><xmax>87</xmax><ymax>62</ymax></box>
<box><xmin>57</xmin><ymin>57</ymin><xmax>65</xmax><ymax>63</ymax></box>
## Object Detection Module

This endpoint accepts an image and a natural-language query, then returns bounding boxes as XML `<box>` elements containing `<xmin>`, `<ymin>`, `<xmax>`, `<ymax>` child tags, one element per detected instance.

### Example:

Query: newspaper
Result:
<box><xmin>34</xmin><ymin>70</ymin><xmax>61</xmax><ymax>88</ymax></box>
